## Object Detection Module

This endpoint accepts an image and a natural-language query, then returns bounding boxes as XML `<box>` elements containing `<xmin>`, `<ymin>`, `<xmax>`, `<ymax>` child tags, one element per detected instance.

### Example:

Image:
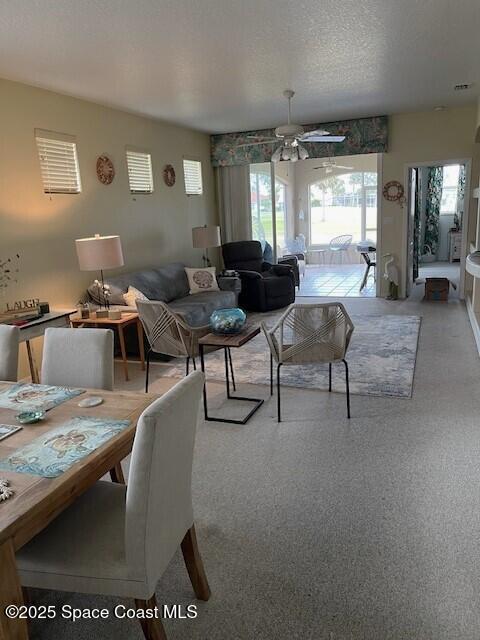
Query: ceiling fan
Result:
<box><xmin>237</xmin><ymin>89</ymin><xmax>345</xmax><ymax>162</ymax></box>
<box><xmin>314</xmin><ymin>159</ymin><xmax>354</xmax><ymax>174</ymax></box>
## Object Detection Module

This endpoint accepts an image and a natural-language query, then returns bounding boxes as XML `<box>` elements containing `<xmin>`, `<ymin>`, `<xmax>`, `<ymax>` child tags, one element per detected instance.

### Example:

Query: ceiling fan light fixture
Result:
<box><xmin>271</xmin><ymin>146</ymin><xmax>282</xmax><ymax>163</ymax></box>
<box><xmin>298</xmin><ymin>144</ymin><xmax>309</xmax><ymax>160</ymax></box>
<box><xmin>281</xmin><ymin>146</ymin><xmax>292</xmax><ymax>161</ymax></box>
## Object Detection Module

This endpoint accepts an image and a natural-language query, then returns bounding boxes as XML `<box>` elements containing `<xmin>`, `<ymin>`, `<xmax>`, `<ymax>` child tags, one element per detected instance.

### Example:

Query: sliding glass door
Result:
<box><xmin>274</xmin><ymin>179</ymin><xmax>287</xmax><ymax>249</ymax></box>
<box><xmin>249</xmin><ymin>163</ymin><xmax>275</xmax><ymax>250</ymax></box>
<box><xmin>249</xmin><ymin>163</ymin><xmax>289</xmax><ymax>260</ymax></box>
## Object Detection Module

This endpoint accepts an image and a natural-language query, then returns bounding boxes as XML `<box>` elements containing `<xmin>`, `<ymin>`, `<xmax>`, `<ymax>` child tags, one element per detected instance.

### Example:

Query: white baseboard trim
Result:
<box><xmin>466</xmin><ymin>295</ymin><xmax>480</xmax><ymax>355</ymax></box>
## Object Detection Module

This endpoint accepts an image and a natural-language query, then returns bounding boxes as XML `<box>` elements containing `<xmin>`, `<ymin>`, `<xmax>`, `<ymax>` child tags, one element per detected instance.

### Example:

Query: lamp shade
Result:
<box><xmin>192</xmin><ymin>225</ymin><xmax>221</xmax><ymax>249</ymax></box>
<box><xmin>75</xmin><ymin>234</ymin><xmax>124</xmax><ymax>271</ymax></box>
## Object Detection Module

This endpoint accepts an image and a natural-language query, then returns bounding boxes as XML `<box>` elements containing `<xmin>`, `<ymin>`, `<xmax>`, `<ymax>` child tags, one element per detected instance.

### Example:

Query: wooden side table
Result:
<box><xmin>70</xmin><ymin>312</ymin><xmax>145</xmax><ymax>382</ymax></box>
<box><xmin>199</xmin><ymin>324</ymin><xmax>264</xmax><ymax>424</ymax></box>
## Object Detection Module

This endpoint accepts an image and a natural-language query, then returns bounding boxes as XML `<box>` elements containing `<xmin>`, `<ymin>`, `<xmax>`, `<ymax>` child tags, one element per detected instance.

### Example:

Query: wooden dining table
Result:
<box><xmin>0</xmin><ymin>382</ymin><xmax>157</xmax><ymax>640</ymax></box>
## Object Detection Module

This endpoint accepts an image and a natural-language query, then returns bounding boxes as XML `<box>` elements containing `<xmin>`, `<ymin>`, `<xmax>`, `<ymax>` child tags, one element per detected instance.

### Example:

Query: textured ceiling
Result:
<box><xmin>0</xmin><ymin>0</ymin><xmax>479</xmax><ymax>133</ymax></box>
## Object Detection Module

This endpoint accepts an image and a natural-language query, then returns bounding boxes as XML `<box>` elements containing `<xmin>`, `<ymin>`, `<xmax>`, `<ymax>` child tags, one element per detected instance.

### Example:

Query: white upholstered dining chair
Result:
<box><xmin>262</xmin><ymin>302</ymin><xmax>354</xmax><ymax>422</ymax></box>
<box><xmin>17</xmin><ymin>371</ymin><xmax>210</xmax><ymax>640</ymax></box>
<box><xmin>41</xmin><ymin>327</ymin><xmax>114</xmax><ymax>391</ymax></box>
<box><xmin>0</xmin><ymin>324</ymin><xmax>20</xmax><ymax>381</ymax></box>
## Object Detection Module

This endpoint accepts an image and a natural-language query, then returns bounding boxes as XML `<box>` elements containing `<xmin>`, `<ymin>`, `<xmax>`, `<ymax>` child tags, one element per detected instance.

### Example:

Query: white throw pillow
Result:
<box><xmin>123</xmin><ymin>285</ymin><xmax>148</xmax><ymax>307</ymax></box>
<box><xmin>185</xmin><ymin>267</ymin><xmax>219</xmax><ymax>294</ymax></box>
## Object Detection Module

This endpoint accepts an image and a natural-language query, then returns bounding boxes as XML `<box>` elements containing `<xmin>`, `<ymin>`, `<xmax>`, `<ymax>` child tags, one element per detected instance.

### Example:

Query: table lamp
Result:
<box><xmin>75</xmin><ymin>234</ymin><xmax>124</xmax><ymax>317</ymax></box>
<box><xmin>192</xmin><ymin>225</ymin><xmax>221</xmax><ymax>267</ymax></box>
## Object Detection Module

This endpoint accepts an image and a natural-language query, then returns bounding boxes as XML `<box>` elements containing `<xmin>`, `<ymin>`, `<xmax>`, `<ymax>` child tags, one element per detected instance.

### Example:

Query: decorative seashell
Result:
<box><xmin>0</xmin><ymin>487</ymin><xmax>14</xmax><ymax>501</ymax></box>
<box><xmin>0</xmin><ymin>479</ymin><xmax>13</xmax><ymax>501</ymax></box>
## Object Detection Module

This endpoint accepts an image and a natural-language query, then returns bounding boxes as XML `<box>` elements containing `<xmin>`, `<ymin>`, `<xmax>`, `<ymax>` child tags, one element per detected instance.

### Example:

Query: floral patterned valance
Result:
<box><xmin>211</xmin><ymin>115</ymin><xmax>388</xmax><ymax>167</ymax></box>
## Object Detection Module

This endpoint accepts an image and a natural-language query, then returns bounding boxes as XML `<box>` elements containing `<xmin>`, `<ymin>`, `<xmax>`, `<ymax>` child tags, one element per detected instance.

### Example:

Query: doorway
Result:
<box><xmin>249</xmin><ymin>153</ymin><xmax>381</xmax><ymax>298</ymax></box>
<box><xmin>405</xmin><ymin>161</ymin><xmax>470</xmax><ymax>299</ymax></box>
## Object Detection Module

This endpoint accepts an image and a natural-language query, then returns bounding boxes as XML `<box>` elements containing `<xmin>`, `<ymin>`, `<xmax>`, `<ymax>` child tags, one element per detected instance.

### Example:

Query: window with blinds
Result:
<box><xmin>183</xmin><ymin>159</ymin><xmax>203</xmax><ymax>195</ymax></box>
<box><xmin>35</xmin><ymin>130</ymin><xmax>82</xmax><ymax>194</ymax></box>
<box><xmin>126</xmin><ymin>149</ymin><xmax>154</xmax><ymax>193</ymax></box>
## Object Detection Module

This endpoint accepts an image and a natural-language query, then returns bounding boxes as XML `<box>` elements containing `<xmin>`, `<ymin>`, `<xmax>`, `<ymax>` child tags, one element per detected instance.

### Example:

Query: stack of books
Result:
<box><xmin>0</xmin><ymin>307</ymin><xmax>41</xmax><ymax>325</ymax></box>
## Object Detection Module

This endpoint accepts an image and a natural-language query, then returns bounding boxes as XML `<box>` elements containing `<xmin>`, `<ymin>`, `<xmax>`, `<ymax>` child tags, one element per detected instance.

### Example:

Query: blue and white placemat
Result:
<box><xmin>0</xmin><ymin>416</ymin><xmax>130</xmax><ymax>478</ymax></box>
<box><xmin>0</xmin><ymin>383</ymin><xmax>84</xmax><ymax>412</ymax></box>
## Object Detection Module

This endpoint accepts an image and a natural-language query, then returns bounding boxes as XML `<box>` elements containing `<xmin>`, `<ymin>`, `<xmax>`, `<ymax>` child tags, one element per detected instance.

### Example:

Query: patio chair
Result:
<box><xmin>282</xmin><ymin>234</ymin><xmax>306</xmax><ymax>281</ymax></box>
<box><xmin>262</xmin><ymin>302</ymin><xmax>354</xmax><ymax>422</ymax></box>
<box><xmin>329</xmin><ymin>234</ymin><xmax>353</xmax><ymax>264</ymax></box>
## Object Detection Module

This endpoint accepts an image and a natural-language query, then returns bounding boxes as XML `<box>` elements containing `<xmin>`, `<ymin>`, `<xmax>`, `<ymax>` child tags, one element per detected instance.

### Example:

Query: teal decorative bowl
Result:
<box><xmin>16</xmin><ymin>410</ymin><xmax>45</xmax><ymax>424</ymax></box>
<box><xmin>210</xmin><ymin>308</ymin><xmax>246</xmax><ymax>335</ymax></box>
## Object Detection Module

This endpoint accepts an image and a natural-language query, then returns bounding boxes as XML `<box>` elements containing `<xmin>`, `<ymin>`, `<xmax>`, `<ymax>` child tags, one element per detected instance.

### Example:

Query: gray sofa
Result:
<box><xmin>86</xmin><ymin>262</ymin><xmax>236</xmax><ymax>328</ymax></box>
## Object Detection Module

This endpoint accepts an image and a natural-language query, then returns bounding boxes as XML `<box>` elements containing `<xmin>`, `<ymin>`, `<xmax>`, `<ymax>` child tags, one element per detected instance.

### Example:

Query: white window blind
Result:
<box><xmin>126</xmin><ymin>149</ymin><xmax>154</xmax><ymax>193</ymax></box>
<box><xmin>183</xmin><ymin>159</ymin><xmax>203</xmax><ymax>195</ymax></box>
<box><xmin>35</xmin><ymin>130</ymin><xmax>81</xmax><ymax>194</ymax></box>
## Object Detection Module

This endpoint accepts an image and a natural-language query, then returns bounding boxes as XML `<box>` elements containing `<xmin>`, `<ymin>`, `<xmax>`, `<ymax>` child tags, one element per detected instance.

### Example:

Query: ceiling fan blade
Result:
<box><xmin>313</xmin><ymin>163</ymin><xmax>354</xmax><ymax>171</ymax></box>
<box><xmin>236</xmin><ymin>140</ymin><xmax>277</xmax><ymax>148</ymax></box>
<box><xmin>301</xmin><ymin>135</ymin><xmax>346</xmax><ymax>143</ymax></box>
<box><xmin>300</xmin><ymin>129</ymin><xmax>329</xmax><ymax>138</ymax></box>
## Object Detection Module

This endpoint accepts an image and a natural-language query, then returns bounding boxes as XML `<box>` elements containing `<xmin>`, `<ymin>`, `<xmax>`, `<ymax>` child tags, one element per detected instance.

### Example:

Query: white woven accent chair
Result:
<box><xmin>137</xmin><ymin>299</ymin><xmax>235</xmax><ymax>393</ymax></box>
<box><xmin>17</xmin><ymin>371</ymin><xmax>210</xmax><ymax>640</ymax></box>
<box><xmin>262</xmin><ymin>302</ymin><xmax>354</xmax><ymax>422</ymax></box>
<box><xmin>0</xmin><ymin>324</ymin><xmax>20</xmax><ymax>381</ymax></box>
<box><xmin>41</xmin><ymin>327</ymin><xmax>114</xmax><ymax>391</ymax></box>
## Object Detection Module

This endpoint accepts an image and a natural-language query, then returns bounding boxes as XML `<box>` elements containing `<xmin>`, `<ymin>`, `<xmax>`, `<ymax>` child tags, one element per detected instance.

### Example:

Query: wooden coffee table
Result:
<box><xmin>199</xmin><ymin>324</ymin><xmax>264</xmax><ymax>424</ymax></box>
<box><xmin>70</xmin><ymin>312</ymin><xmax>145</xmax><ymax>382</ymax></box>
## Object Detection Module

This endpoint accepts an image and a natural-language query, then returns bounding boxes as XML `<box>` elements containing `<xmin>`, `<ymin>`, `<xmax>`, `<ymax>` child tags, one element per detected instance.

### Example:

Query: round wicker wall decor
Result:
<box><xmin>163</xmin><ymin>164</ymin><xmax>176</xmax><ymax>187</ymax></box>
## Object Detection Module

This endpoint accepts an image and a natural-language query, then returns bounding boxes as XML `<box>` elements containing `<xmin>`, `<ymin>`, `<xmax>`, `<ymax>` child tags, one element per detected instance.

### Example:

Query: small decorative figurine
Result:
<box><xmin>383</xmin><ymin>253</ymin><xmax>399</xmax><ymax>300</ymax></box>
<box><xmin>0</xmin><ymin>479</ymin><xmax>14</xmax><ymax>502</ymax></box>
<box><xmin>93</xmin><ymin>280</ymin><xmax>111</xmax><ymax>317</ymax></box>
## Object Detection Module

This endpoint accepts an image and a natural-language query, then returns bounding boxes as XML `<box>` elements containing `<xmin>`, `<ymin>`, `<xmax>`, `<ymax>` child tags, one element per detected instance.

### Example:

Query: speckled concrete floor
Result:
<box><xmin>29</xmin><ymin>289</ymin><xmax>480</xmax><ymax>640</ymax></box>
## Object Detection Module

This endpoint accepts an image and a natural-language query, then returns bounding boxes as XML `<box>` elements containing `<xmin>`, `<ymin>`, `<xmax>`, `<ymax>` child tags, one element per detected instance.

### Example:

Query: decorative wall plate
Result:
<box><xmin>383</xmin><ymin>180</ymin><xmax>404</xmax><ymax>202</ymax></box>
<box><xmin>96</xmin><ymin>155</ymin><xmax>115</xmax><ymax>185</ymax></box>
<box><xmin>163</xmin><ymin>164</ymin><xmax>176</xmax><ymax>187</ymax></box>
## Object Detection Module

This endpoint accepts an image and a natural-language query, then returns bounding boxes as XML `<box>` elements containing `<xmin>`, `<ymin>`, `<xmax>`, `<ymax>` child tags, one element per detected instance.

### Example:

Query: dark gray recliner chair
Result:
<box><xmin>222</xmin><ymin>241</ymin><xmax>295</xmax><ymax>312</ymax></box>
<box><xmin>262</xmin><ymin>241</ymin><xmax>300</xmax><ymax>288</ymax></box>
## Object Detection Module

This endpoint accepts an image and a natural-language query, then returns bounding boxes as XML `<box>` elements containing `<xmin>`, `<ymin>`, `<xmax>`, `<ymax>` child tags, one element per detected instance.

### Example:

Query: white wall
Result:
<box><xmin>0</xmin><ymin>78</ymin><xmax>217</xmax><ymax>308</ymax></box>
<box><xmin>0</xmin><ymin>78</ymin><xmax>217</xmax><ymax>374</ymax></box>
<box><xmin>382</xmin><ymin>105</ymin><xmax>480</xmax><ymax>296</ymax></box>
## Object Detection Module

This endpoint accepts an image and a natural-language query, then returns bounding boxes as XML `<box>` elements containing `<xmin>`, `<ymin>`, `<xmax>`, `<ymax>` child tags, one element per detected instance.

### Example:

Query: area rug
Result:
<box><xmin>160</xmin><ymin>313</ymin><xmax>421</xmax><ymax>398</ymax></box>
